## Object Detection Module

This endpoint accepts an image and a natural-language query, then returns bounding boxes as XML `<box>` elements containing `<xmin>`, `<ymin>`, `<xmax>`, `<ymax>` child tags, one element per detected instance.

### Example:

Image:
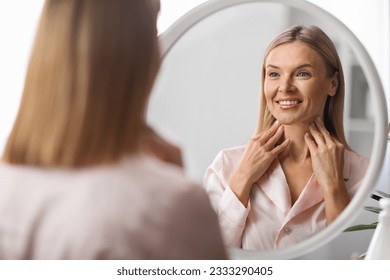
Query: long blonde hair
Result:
<box><xmin>3</xmin><ymin>0</ymin><xmax>160</xmax><ymax>167</ymax></box>
<box><xmin>257</xmin><ymin>25</ymin><xmax>349</xmax><ymax>148</ymax></box>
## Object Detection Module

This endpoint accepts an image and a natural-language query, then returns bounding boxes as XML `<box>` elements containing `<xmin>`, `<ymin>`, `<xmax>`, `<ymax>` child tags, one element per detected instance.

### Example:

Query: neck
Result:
<box><xmin>280</xmin><ymin>123</ymin><xmax>311</xmax><ymax>163</ymax></box>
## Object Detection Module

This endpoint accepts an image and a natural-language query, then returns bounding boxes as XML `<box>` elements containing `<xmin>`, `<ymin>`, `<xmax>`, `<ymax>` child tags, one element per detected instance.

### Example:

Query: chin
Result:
<box><xmin>274</xmin><ymin>117</ymin><xmax>309</xmax><ymax>126</ymax></box>
<box><xmin>273</xmin><ymin>116</ymin><xmax>295</xmax><ymax>125</ymax></box>
<box><xmin>273</xmin><ymin>112</ymin><xmax>319</xmax><ymax>126</ymax></box>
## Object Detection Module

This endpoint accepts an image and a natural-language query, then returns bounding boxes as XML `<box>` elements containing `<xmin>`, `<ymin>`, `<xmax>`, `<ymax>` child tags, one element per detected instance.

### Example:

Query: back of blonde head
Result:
<box><xmin>3</xmin><ymin>0</ymin><xmax>160</xmax><ymax>167</ymax></box>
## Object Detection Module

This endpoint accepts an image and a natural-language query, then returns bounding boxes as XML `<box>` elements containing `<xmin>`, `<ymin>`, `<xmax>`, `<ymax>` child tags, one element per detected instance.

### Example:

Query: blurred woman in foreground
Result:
<box><xmin>0</xmin><ymin>0</ymin><xmax>226</xmax><ymax>259</ymax></box>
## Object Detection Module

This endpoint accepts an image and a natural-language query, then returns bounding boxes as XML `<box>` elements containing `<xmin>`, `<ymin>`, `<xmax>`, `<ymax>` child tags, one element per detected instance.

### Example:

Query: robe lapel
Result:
<box><xmin>285</xmin><ymin>174</ymin><xmax>322</xmax><ymax>221</ymax></box>
<box><xmin>285</xmin><ymin>151</ymin><xmax>352</xmax><ymax>220</ymax></box>
<box><xmin>257</xmin><ymin>154</ymin><xmax>352</xmax><ymax>222</ymax></box>
<box><xmin>256</xmin><ymin>160</ymin><xmax>292</xmax><ymax>215</ymax></box>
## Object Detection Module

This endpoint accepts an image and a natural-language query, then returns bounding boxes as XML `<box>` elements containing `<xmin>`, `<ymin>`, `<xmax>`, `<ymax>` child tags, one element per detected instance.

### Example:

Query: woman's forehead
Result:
<box><xmin>265</xmin><ymin>42</ymin><xmax>325</xmax><ymax>68</ymax></box>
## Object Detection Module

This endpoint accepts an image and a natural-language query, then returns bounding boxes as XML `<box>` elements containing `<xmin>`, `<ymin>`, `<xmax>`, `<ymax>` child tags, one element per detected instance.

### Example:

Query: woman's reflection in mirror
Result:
<box><xmin>204</xmin><ymin>25</ymin><xmax>369</xmax><ymax>251</ymax></box>
<box><xmin>0</xmin><ymin>0</ymin><xmax>226</xmax><ymax>259</ymax></box>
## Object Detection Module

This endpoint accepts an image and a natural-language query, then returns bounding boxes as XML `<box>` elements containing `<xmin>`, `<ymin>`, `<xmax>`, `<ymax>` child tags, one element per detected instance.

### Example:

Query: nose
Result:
<box><xmin>278</xmin><ymin>76</ymin><xmax>296</xmax><ymax>93</ymax></box>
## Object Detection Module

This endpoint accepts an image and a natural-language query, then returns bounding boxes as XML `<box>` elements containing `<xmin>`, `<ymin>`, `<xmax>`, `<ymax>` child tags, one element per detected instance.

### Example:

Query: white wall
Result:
<box><xmin>158</xmin><ymin>0</ymin><xmax>208</xmax><ymax>33</ymax></box>
<box><xmin>0</xmin><ymin>0</ymin><xmax>44</xmax><ymax>153</ymax></box>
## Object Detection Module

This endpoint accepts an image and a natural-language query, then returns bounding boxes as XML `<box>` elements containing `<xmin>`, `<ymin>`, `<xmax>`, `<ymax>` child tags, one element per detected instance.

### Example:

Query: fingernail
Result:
<box><xmin>274</xmin><ymin>120</ymin><xmax>280</xmax><ymax>125</ymax></box>
<box><xmin>316</xmin><ymin>117</ymin><xmax>321</xmax><ymax>122</ymax></box>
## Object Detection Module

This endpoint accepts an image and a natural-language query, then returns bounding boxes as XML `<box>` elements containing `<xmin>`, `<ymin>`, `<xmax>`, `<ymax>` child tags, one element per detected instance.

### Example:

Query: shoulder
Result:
<box><xmin>215</xmin><ymin>146</ymin><xmax>246</xmax><ymax>159</ymax></box>
<box><xmin>88</xmin><ymin>156</ymin><xmax>224</xmax><ymax>259</ymax></box>
<box><xmin>102</xmin><ymin>154</ymin><xmax>206</xmax><ymax>210</ymax></box>
<box><xmin>203</xmin><ymin>146</ymin><xmax>246</xmax><ymax>190</ymax></box>
<box><xmin>209</xmin><ymin>146</ymin><xmax>245</xmax><ymax>171</ymax></box>
<box><xmin>344</xmin><ymin>149</ymin><xmax>369</xmax><ymax>171</ymax></box>
<box><xmin>72</xmin><ymin>156</ymin><xmax>217</xmax><ymax>258</ymax></box>
<box><xmin>204</xmin><ymin>146</ymin><xmax>245</xmax><ymax>185</ymax></box>
<box><xmin>123</xmin><ymin>154</ymin><xmax>193</xmax><ymax>186</ymax></box>
<box><xmin>147</xmin><ymin>178</ymin><xmax>227</xmax><ymax>259</ymax></box>
<box><xmin>344</xmin><ymin>149</ymin><xmax>370</xmax><ymax>184</ymax></box>
<box><xmin>118</xmin><ymin>155</ymin><xmax>226</xmax><ymax>259</ymax></box>
<box><xmin>115</xmin><ymin>153</ymin><xmax>217</xmax><ymax>211</ymax></box>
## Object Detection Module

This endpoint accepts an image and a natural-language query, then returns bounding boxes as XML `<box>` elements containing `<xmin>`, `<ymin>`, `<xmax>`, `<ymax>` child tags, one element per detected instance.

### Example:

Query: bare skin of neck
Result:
<box><xmin>278</xmin><ymin>123</ymin><xmax>313</xmax><ymax>204</ymax></box>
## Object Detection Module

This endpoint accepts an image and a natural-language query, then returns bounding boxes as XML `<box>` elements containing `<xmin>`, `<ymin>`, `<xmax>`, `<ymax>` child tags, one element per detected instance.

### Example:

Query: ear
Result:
<box><xmin>328</xmin><ymin>72</ymin><xmax>339</xmax><ymax>96</ymax></box>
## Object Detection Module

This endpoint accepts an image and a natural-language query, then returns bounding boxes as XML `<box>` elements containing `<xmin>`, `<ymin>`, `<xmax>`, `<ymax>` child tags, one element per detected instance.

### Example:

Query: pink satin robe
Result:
<box><xmin>204</xmin><ymin>146</ymin><xmax>369</xmax><ymax>250</ymax></box>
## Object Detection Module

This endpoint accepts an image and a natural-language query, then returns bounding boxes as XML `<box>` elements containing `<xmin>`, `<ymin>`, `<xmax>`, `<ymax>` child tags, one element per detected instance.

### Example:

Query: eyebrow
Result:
<box><xmin>265</xmin><ymin>63</ymin><xmax>314</xmax><ymax>69</ymax></box>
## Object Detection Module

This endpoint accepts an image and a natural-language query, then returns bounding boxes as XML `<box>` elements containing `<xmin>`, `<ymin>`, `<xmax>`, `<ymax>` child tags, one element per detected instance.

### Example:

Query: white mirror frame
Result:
<box><xmin>157</xmin><ymin>0</ymin><xmax>388</xmax><ymax>259</ymax></box>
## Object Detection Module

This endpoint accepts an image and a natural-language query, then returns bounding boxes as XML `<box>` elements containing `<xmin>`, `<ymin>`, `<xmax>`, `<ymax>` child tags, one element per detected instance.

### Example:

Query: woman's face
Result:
<box><xmin>264</xmin><ymin>42</ymin><xmax>337</xmax><ymax>125</ymax></box>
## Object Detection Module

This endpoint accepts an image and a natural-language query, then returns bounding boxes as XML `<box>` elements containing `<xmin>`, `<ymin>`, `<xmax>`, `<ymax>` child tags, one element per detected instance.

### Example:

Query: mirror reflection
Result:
<box><xmin>147</xmin><ymin>2</ymin><xmax>375</xmax><ymax>251</ymax></box>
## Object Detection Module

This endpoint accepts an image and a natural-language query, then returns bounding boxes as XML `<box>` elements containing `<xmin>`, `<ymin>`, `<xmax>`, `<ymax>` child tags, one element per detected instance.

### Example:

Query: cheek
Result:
<box><xmin>304</xmin><ymin>89</ymin><xmax>329</xmax><ymax>114</ymax></box>
<box><xmin>264</xmin><ymin>92</ymin><xmax>276</xmax><ymax>115</ymax></box>
<box><xmin>313</xmin><ymin>91</ymin><xmax>329</xmax><ymax>106</ymax></box>
<box><xmin>263</xmin><ymin>82</ymin><xmax>275</xmax><ymax>102</ymax></box>
<box><xmin>299</xmin><ymin>81</ymin><xmax>328</xmax><ymax>102</ymax></box>
<box><xmin>303</xmin><ymin>79</ymin><xmax>331</xmax><ymax>96</ymax></box>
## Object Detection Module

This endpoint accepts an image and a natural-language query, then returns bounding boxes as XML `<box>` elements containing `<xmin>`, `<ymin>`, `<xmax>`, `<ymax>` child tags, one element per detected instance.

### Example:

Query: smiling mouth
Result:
<box><xmin>276</xmin><ymin>100</ymin><xmax>302</xmax><ymax>106</ymax></box>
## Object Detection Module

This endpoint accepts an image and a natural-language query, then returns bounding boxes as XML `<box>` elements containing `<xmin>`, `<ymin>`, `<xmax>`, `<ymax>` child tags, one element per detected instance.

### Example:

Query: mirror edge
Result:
<box><xmin>157</xmin><ymin>0</ymin><xmax>389</xmax><ymax>259</ymax></box>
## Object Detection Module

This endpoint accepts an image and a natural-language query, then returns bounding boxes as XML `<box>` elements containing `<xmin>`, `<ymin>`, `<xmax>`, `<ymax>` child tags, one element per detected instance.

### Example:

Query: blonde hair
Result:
<box><xmin>257</xmin><ymin>25</ymin><xmax>349</xmax><ymax>148</ymax></box>
<box><xmin>3</xmin><ymin>0</ymin><xmax>160</xmax><ymax>167</ymax></box>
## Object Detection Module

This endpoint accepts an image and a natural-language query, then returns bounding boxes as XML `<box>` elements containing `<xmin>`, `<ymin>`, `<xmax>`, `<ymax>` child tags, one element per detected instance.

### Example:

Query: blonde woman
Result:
<box><xmin>204</xmin><ymin>25</ymin><xmax>369</xmax><ymax>250</ymax></box>
<box><xmin>0</xmin><ymin>0</ymin><xmax>226</xmax><ymax>260</ymax></box>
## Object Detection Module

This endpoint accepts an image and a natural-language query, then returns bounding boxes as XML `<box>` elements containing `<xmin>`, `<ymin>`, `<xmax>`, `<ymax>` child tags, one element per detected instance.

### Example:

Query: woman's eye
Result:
<box><xmin>268</xmin><ymin>72</ymin><xmax>279</xmax><ymax>77</ymax></box>
<box><xmin>296</xmin><ymin>71</ymin><xmax>310</xmax><ymax>77</ymax></box>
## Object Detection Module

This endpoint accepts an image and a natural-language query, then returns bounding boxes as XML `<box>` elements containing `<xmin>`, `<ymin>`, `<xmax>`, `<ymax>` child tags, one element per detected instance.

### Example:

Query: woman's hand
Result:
<box><xmin>304</xmin><ymin>117</ymin><xmax>345</xmax><ymax>190</ymax></box>
<box><xmin>304</xmin><ymin>117</ymin><xmax>350</xmax><ymax>224</ymax></box>
<box><xmin>229</xmin><ymin>120</ymin><xmax>289</xmax><ymax>207</ymax></box>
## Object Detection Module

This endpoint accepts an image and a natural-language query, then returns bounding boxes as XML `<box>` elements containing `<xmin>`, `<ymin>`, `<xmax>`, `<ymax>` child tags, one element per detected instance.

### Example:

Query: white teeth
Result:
<box><xmin>278</xmin><ymin>100</ymin><xmax>299</xmax><ymax>106</ymax></box>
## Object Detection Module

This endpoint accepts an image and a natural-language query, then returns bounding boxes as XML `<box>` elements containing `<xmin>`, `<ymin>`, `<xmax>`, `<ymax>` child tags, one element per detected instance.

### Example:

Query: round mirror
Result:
<box><xmin>147</xmin><ymin>0</ymin><xmax>388</xmax><ymax>259</ymax></box>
